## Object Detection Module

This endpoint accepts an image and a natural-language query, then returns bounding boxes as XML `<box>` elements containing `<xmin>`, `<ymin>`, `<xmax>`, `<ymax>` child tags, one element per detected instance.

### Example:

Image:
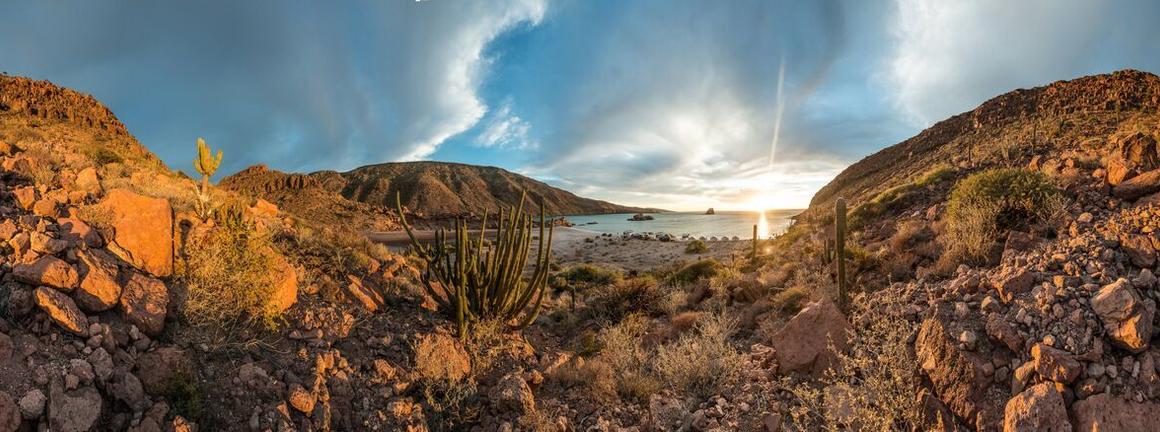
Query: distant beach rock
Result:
<box><xmin>628</xmin><ymin>213</ymin><xmax>654</xmax><ymax>221</ymax></box>
<box><xmin>705</xmin><ymin>207</ymin><xmax>715</xmax><ymax>215</ymax></box>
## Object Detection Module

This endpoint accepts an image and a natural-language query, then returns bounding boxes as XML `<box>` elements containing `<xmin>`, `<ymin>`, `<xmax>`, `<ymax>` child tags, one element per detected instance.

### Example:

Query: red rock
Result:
<box><xmin>136</xmin><ymin>347</ymin><xmax>193</xmax><ymax>395</ymax></box>
<box><xmin>1072</xmin><ymin>393</ymin><xmax>1160</xmax><ymax>431</ymax></box>
<box><xmin>13</xmin><ymin>256</ymin><xmax>78</xmax><ymax>290</ymax></box>
<box><xmin>1003</xmin><ymin>383</ymin><xmax>1070</xmax><ymax>431</ymax></box>
<box><xmin>413</xmin><ymin>333</ymin><xmax>471</xmax><ymax>382</ymax></box>
<box><xmin>1112</xmin><ymin>168</ymin><xmax>1160</xmax><ymax>201</ymax></box>
<box><xmin>1090</xmin><ymin>278</ymin><xmax>1153</xmax><ymax>353</ymax></box>
<box><xmin>770</xmin><ymin>299</ymin><xmax>851</xmax><ymax>376</ymax></box>
<box><xmin>74</xmin><ymin>167</ymin><xmax>101</xmax><ymax>193</ymax></box>
<box><xmin>31</xmin><ymin>198</ymin><xmax>59</xmax><ymax>218</ymax></box>
<box><xmin>1120</xmin><ymin>234</ymin><xmax>1156</xmax><ymax>268</ymax></box>
<box><xmin>994</xmin><ymin>270</ymin><xmax>1034</xmax><ymax>302</ymax></box>
<box><xmin>985</xmin><ymin>312</ymin><xmax>1024</xmax><ymax>353</ymax></box>
<box><xmin>75</xmin><ymin>249</ymin><xmax>123</xmax><ymax>312</ymax></box>
<box><xmin>1030</xmin><ymin>343</ymin><xmax>1081</xmax><ymax>384</ymax></box>
<box><xmin>34</xmin><ymin>287</ymin><xmax>88</xmax><ymax>336</ymax></box>
<box><xmin>268</xmin><ymin>253</ymin><xmax>298</xmax><ymax>314</ymax></box>
<box><xmin>916</xmin><ymin>304</ymin><xmax>1003</xmax><ymax>430</ymax></box>
<box><xmin>57</xmin><ymin>218</ymin><xmax>102</xmax><ymax>248</ymax></box>
<box><xmin>99</xmin><ymin>189</ymin><xmax>174</xmax><ymax>277</ymax></box>
<box><xmin>490</xmin><ymin>373</ymin><xmax>535</xmax><ymax>415</ymax></box>
<box><xmin>119</xmin><ymin>272</ymin><xmax>168</xmax><ymax>336</ymax></box>
<box><xmin>11</xmin><ymin>186</ymin><xmax>35</xmax><ymax>210</ymax></box>
<box><xmin>287</xmin><ymin>383</ymin><xmax>315</xmax><ymax>414</ymax></box>
<box><xmin>344</xmin><ymin>275</ymin><xmax>384</xmax><ymax>312</ymax></box>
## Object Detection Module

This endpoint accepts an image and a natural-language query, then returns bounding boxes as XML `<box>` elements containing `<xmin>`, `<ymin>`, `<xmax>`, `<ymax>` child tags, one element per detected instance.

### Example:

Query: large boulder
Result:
<box><xmin>413</xmin><ymin>333</ymin><xmax>471</xmax><ymax>382</ymax></box>
<box><xmin>268</xmin><ymin>253</ymin><xmax>298</xmax><ymax>313</ymax></box>
<box><xmin>915</xmin><ymin>304</ymin><xmax>1005</xmax><ymax>430</ymax></box>
<box><xmin>13</xmin><ymin>256</ymin><xmax>78</xmax><ymax>290</ymax></box>
<box><xmin>1090</xmin><ymin>278</ymin><xmax>1153</xmax><ymax>353</ymax></box>
<box><xmin>1121</xmin><ymin>234</ymin><xmax>1157</xmax><ymax>268</ymax></box>
<box><xmin>1071</xmin><ymin>393</ymin><xmax>1160</xmax><ymax>431</ymax></box>
<box><xmin>34</xmin><ymin>287</ymin><xmax>88</xmax><ymax>336</ymax></box>
<box><xmin>136</xmin><ymin>347</ymin><xmax>194</xmax><ymax>395</ymax></box>
<box><xmin>99</xmin><ymin>189</ymin><xmax>174</xmax><ymax>277</ymax></box>
<box><xmin>1002</xmin><ymin>383</ymin><xmax>1070</xmax><ymax>431</ymax></box>
<box><xmin>1030</xmin><ymin>343</ymin><xmax>1082</xmax><ymax>384</ymax></box>
<box><xmin>75</xmin><ymin>249</ymin><xmax>123</xmax><ymax>312</ymax></box>
<box><xmin>1112</xmin><ymin>168</ymin><xmax>1160</xmax><ymax>201</ymax></box>
<box><xmin>770</xmin><ymin>299</ymin><xmax>851</xmax><ymax>375</ymax></box>
<box><xmin>120</xmin><ymin>272</ymin><xmax>169</xmax><ymax>336</ymax></box>
<box><xmin>47</xmin><ymin>382</ymin><xmax>101</xmax><ymax>432</ymax></box>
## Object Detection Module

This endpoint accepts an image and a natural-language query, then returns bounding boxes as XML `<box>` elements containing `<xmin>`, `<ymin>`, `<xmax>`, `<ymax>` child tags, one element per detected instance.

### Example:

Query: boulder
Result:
<box><xmin>268</xmin><ymin>253</ymin><xmax>298</xmax><ymax>313</ymax></box>
<box><xmin>17</xmin><ymin>389</ymin><xmax>45</xmax><ymax>420</ymax></box>
<box><xmin>57</xmin><ymin>218</ymin><xmax>102</xmax><ymax>248</ymax></box>
<box><xmin>1002</xmin><ymin>383</ymin><xmax>1070</xmax><ymax>431</ymax></box>
<box><xmin>1106</xmin><ymin>157</ymin><xmax>1136</xmax><ymax>185</ymax></box>
<box><xmin>413</xmin><ymin>333</ymin><xmax>471</xmax><ymax>382</ymax></box>
<box><xmin>994</xmin><ymin>270</ymin><xmax>1034</xmax><ymax>302</ymax></box>
<box><xmin>1030</xmin><ymin>343</ymin><xmax>1082</xmax><ymax>384</ymax></box>
<box><xmin>915</xmin><ymin>304</ymin><xmax>1004</xmax><ymax>430</ymax></box>
<box><xmin>344</xmin><ymin>275</ymin><xmax>384</xmax><ymax>312</ymax></box>
<box><xmin>770</xmin><ymin>299</ymin><xmax>851</xmax><ymax>375</ymax></box>
<box><xmin>12</xmin><ymin>186</ymin><xmax>36</xmax><ymax>210</ymax></box>
<box><xmin>136</xmin><ymin>347</ymin><xmax>194</xmax><ymax>395</ymax></box>
<box><xmin>13</xmin><ymin>256</ymin><xmax>78</xmax><ymax>290</ymax></box>
<box><xmin>120</xmin><ymin>272</ymin><xmax>168</xmax><ymax>336</ymax></box>
<box><xmin>74</xmin><ymin>167</ymin><xmax>101</xmax><ymax>194</ymax></box>
<box><xmin>34</xmin><ymin>287</ymin><xmax>88</xmax><ymax>336</ymax></box>
<box><xmin>99</xmin><ymin>189</ymin><xmax>174</xmax><ymax>277</ymax></box>
<box><xmin>1120</xmin><ymin>234</ymin><xmax>1156</xmax><ymax>268</ymax></box>
<box><xmin>47</xmin><ymin>382</ymin><xmax>101</xmax><ymax>432</ymax></box>
<box><xmin>0</xmin><ymin>392</ymin><xmax>18</xmax><ymax>432</ymax></box>
<box><xmin>490</xmin><ymin>373</ymin><xmax>536</xmax><ymax>415</ymax></box>
<box><xmin>1118</xmin><ymin>132</ymin><xmax>1159</xmax><ymax>168</ymax></box>
<box><xmin>111</xmin><ymin>372</ymin><xmax>146</xmax><ymax>413</ymax></box>
<box><xmin>1112</xmin><ymin>168</ymin><xmax>1160</xmax><ymax>201</ymax></box>
<box><xmin>1072</xmin><ymin>393</ymin><xmax>1160</xmax><ymax>431</ymax></box>
<box><xmin>287</xmin><ymin>383</ymin><xmax>316</xmax><ymax>414</ymax></box>
<box><xmin>1090</xmin><ymin>278</ymin><xmax>1153</xmax><ymax>353</ymax></box>
<box><xmin>75</xmin><ymin>249</ymin><xmax>123</xmax><ymax>312</ymax></box>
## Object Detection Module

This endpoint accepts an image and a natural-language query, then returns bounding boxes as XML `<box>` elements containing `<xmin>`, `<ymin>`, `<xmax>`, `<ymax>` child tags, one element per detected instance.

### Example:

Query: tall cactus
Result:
<box><xmin>192</xmin><ymin>138</ymin><xmax>223</xmax><ymax>219</ymax></box>
<box><xmin>835</xmin><ymin>197</ymin><xmax>848</xmax><ymax>311</ymax></box>
<box><xmin>396</xmin><ymin>191</ymin><xmax>553</xmax><ymax>338</ymax></box>
<box><xmin>751</xmin><ymin>224</ymin><xmax>758</xmax><ymax>259</ymax></box>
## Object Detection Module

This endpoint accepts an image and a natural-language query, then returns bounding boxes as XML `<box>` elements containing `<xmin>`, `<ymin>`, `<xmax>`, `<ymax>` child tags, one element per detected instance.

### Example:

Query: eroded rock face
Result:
<box><xmin>34</xmin><ymin>287</ymin><xmax>88</xmax><ymax>336</ymax></box>
<box><xmin>75</xmin><ymin>249</ymin><xmax>123</xmax><ymax>312</ymax></box>
<box><xmin>915</xmin><ymin>304</ymin><xmax>1004</xmax><ymax>430</ymax></box>
<box><xmin>120</xmin><ymin>272</ymin><xmax>168</xmax><ymax>336</ymax></box>
<box><xmin>413</xmin><ymin>333</ymin><xmax>471</xmax><ymax>382</ymax></box>
<box><xmin>1002</xmin><ymin>383</ymin><xmax>1070</xmax><ymax>432</ymax></box>
<box><xmin>770</xmin><ymin>299</ymin><xmax>851</xmax><ymax>375</ymax></box>
<box><xmin>99</xmin><ymin>189</ymin><xmax>174</xmax><ymax>277</ymax></box>
<box><xmin>1071</xmin><ymin>393</ymin><xmax>1160</xmax><ymax>432</ymax></box>
<box><xmin>13</xmin><ymin>255</ymin><xmax>78</xmax><ymax>290</ymax></box>
<box><xmin>1112</xmin><ymin>168</ymin><xmax>1160</xmax><ymax>201</ymax></box>
<box><xmin>1090</xmin><ymin>278</ymin><xmax>1153</xmax><ymax>353</ymax></box>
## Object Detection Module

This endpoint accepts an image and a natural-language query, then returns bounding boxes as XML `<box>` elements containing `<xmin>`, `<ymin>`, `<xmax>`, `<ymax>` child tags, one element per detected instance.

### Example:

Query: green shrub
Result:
<box><xmin>159</xmin><ymin>370</ymin><xmax>204</xmax><ymax>421</ymax></box>
<box><xmin>86</xmin><ymin>147</ymin><xmax>124</xmax><ymax>166</ymax></box>
<box><xmin>914</xmin><ymin>164</ymin><xmax>957</xmax><ymax>186</ymax></box>
<box><xmin>558</xmin><ymin>264</ymin><xmax>622</xmax><ymax>286</ymax></box>
<box><xmin>585</xmin><ymin>276</ymin><xmax>666</xmax><ymax>323</ymax></box>
<box><xmin>771</xmin><ymin>286</ymin><xmax>809</xmax><ymax>315</ymax></box>
<box><xmin>944</xmin><ymin>168</ymin><xmax>1062</xmax><ymax>260</ymax></box>
<box><xmin>669</xmin><ymin>259</ymin><xmax>722</xmax><ymax>284</ymax></box>
<box><xmin>684</xmin><ymin>239</ymin><xmax>709</xmax><ymax>254</ymax></box>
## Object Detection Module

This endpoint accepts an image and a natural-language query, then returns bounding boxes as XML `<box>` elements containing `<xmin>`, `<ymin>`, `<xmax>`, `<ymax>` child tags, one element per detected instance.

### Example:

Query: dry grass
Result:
<box><xmin>771</xmin><ymin>286</ymin><xmax>810</xmax><ymax>316</ymax></box>
<box><xmin>781</xmin><ymin>313</ymin><xmax>923</xmax><ymax>430</ymax></box>
<box><xmin>179</xmin><ymin>222</ymin><xmax>285</xmax><ymax>330</ymax></box>
<box><xmin>653</xmin><ymin>311</ymin><xmax>743</xmax><ymax>399</ymax></box>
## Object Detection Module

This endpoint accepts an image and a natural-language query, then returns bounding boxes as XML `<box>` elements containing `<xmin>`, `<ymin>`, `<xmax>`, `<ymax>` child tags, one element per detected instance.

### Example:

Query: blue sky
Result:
<box><xmin>3</xmin><ymin>0</ymin><xmax>1160</xmax><ymax>210</ymax></box>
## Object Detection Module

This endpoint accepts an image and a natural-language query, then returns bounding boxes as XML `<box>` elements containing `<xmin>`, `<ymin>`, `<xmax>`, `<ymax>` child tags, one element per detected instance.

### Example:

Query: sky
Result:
<box><xmin>3</xmin><ymin>0</ymin><xmax>1160</xmax><ymax>211</ymax></box>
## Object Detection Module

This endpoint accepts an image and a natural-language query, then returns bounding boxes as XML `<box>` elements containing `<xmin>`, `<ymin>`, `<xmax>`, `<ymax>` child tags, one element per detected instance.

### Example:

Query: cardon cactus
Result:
<box><xmin>396</xmin><ymin>191</ymin><xmax>553</xmax><ymax>338</ymax></box>
<box><xmin>192</xmin><ymin>138</ymin><xmax>223</xmax><ymax>219</ymax></box>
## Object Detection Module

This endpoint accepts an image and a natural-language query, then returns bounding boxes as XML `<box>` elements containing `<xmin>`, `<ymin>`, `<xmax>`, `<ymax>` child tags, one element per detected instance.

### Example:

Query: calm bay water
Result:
<box><xmin>563</xmin><ymin>210</ymin><xmax>801</xmax><ymax>239</ymax></box>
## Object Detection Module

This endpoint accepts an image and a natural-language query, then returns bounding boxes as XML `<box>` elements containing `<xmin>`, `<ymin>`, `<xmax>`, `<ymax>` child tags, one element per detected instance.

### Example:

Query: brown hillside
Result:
<box><xmin>808</xmin><ymin>69</ymin><xmax>1160</xmax><ymax>216</ymax></box>
<box><xmin>219</xmin><ymin>164</ymin><xmax>398</xmax><ymax>230</ymax></box>
<box><xmin>314</xmin><ymin>161</ymin><xmax>657</xmax><ymax>218</ymax></box>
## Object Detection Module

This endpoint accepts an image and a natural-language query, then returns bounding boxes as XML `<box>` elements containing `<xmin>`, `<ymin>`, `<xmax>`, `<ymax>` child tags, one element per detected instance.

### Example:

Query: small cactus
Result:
<box><xmin>835</xmin><ymin>197</ymin><xmax>848</xmax><ymax>311</ymax></box>
<box><xmin>191</xmin><ymin>138</ymin><xmax>223</xmax><ymax>219</ymax></box>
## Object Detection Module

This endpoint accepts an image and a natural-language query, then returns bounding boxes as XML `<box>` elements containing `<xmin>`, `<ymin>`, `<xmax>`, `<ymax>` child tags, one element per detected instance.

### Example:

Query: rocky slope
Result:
<box><xmin>219</xmin><ymin>164</ymin><xmax>399</xmax><ymax>231</ymax></box>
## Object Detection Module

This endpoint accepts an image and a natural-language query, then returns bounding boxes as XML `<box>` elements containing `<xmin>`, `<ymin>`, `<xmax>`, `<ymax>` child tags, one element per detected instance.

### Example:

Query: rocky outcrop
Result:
<box><xmin>1112</xmin><ymin>168</ymin><xmax>1160</xmax><ymax>201</ymax></box>
<box><xmin>75</xmin><ymin>248</ymin><xmax>123</xmax><ymax>312</ymax></box>
<box><xmin>915</xmin><ymin>303</ymin><xmax>1004</xmax><ymax>430</ymax></box>
<box><xmin>770</xmin><ymin>299</ymin><xmax>851</xmax><ymax>375</ymax></box>
<box><xmin>0</xmin><ymin>75</ymin><xmax>128</xmax><ymax>135</ymax></box>
<box><xmin>99</xmin><ymin>189</ymin><xmax>174</xmax><ymax>277</ymax></box>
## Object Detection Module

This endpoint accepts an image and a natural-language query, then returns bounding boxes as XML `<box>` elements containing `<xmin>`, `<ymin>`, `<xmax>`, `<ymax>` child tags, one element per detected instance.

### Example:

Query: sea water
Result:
<box><xmin>563</xmin><ymin>210</ymin><xmax>801</xmax><ymax>240</ymax></box>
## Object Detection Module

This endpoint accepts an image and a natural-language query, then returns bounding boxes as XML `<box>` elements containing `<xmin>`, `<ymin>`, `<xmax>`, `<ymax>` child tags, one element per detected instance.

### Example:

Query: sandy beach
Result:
<box><xmin>370</xmin><ymin>227</ymin><xmax>751</xmax><ymax>272</ymax></box>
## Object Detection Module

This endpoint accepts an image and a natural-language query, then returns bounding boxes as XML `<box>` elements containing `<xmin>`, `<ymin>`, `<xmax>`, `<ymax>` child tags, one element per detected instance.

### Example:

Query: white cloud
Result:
<box><xmin>475</xmin><ymin>100</ymin><xmax>537</xmax><ymax>149</ymax></box>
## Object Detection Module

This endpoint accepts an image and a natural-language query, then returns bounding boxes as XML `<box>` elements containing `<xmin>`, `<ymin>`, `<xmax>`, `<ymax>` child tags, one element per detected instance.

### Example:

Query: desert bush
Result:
<box><xmin>888</xmin><ymin>220</ymin><xmax>931</xmax><ymax>254</ymax></box>
<box><xmin>684</xmin><ymin>239</ymin><xmax>709</xmax><ymax>254</ymax></box>
<box><xmin>549</xmin><ymin>357</ymin><xmax>618</xmax><ymax>402</ymax></box>
<box><xmin>180</xmin><ymin>220</ymin><xmax>285</xmax><ymax>329</ymax></box>
<box><xmin>771</xmin><ymin>286</ymin><xmax>809</xmax><ymax>315</ymax></box>
<box><xmin>943</xmin><ymin>168</ymin><xmax>1061</xmax><ymax>260</ymax></box>
<box><xmin>669</xmin><ymin>259</ymin><xmax>722</xmax><ymax>284</ymax></box>
<box><xmin>781</xmin><ymin>314</ymin><xmax>923</xmax><ymax>430</ymax></box>
<box><xmin>653</xmin><ymin>312</ymin><xmax>743</xmax><ymax>399</ymax></box>
<box><xmin>585</xmin><ymin>276</ymin><xmax>667</xmax><ymax>324</ymax></box>
<box><xmin>558</xmin><ymin>264</ymin><xmax>622</xmax><ymax>286</ymax></box>
<box><xmin>914</xmin><ymin>164</ymin><xmax>957</xmax><ymax>186</ymax></box>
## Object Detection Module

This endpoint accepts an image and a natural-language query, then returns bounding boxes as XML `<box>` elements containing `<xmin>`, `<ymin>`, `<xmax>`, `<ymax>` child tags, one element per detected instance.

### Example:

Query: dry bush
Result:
<box><xmin>557</xmin><ymin>264</ymin><xmax>622</xmax><ymax>286</ymax></box>
<box><xmin>180</xmin><ymin>223</ymin><xmax>284</xmax><ymax>329</ymax></box>
<box><xmin>771</xmin><ymin>285</ymin><xmax>810</xmax><ymax>315</ymax></box>
<box><xmin>781</xmin><ymin>314</ymin><xmax>923</xmax><ymax>430</ymax></box>
<box><xmin>549</xmin><ymin>357</ymin><xmax>618</xmax><ymax>403</ymax></box>
<box><xmin>669</xmin><ymin>259</ymin><xmax>722</xmax><ymax>284</ymax></box>
<box><xmin>888</xmin><ymin>220</ymin><xmax>931</xmax><ymax>254</ymax></box>
<box><xmin>943</xmin><ymin>168</ymin><xmax>1061</xmax><ymax>261</ymax></box>
<box><xmin>653</xmin><ymin>312</ymin><xmax>743</xmax><ymax>399</ymax></box>
<box><xmin>669</xmin><ymin>311</ymin><xmax>701</xmax><ymax>334</ymax></box>
<box><xmin>684</xmin><ymin>239</ymin><xmax>709</xmax><ymax>254</ymax></box>
<box><xmin>585</xmin><ymin>276</ymin><xmax>667</xmax><ymax>324</ymax></box>
<box><xmin>595</xmin><ymin>314</ymin><xmax>662</xmax><ymax>401</ymax></box>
